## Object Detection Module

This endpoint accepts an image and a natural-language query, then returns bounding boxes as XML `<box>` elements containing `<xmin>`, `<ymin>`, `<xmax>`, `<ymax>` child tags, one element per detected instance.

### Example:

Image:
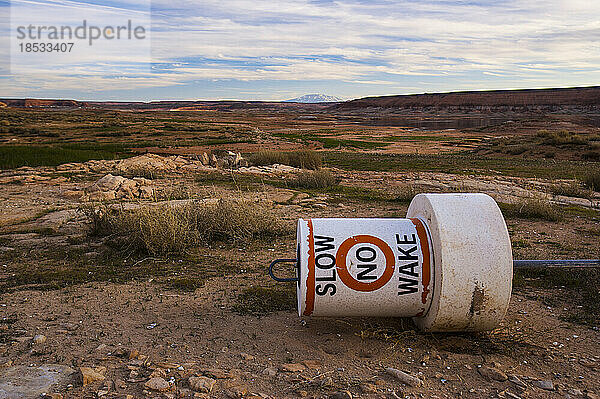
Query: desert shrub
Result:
<box><xmin>507</xmin><ymin>145</ymin><xmax>530</xmax><ymax>155</ymax></box>
<box><xmin>550</xmin><ymin>181</ymin><xmax>592</xmax><ymax>198</ymax></box>
<box><xmin>249</xmin><ymin>150</ymin><xmax>321</xmax><ymax>170</ymax></box>
<box><xmin>393</xmin><ymin>185</ymin><xmax>420</xmax><ymax>203</ymax></box>
<box><xmin>287</xmin><ymin>169</ymin><xmax>339</xmax><ymax>189</ymax></box>
<box><xmin>582</xmin><ymin>150</ymin><xmax>600</xmax><ymax>161</ymax></box>
<box><xmin>498</xmin><ymin>198</ymin><xmax>563</xmax><ymax>222</ymax></box>
<box><xmin>583</xmin><ymin>170</ymin><xmax>600</xmax><ymax>191</ymax></box>
<box><xmin>83</xmin><ymin>199</ymin><xmax>290</xmax><ymax>255</ymax></box>
<box><xmin>537</xmin><ymin>130</ymin><xmax>589</xmax><ymax>146</ymax></box>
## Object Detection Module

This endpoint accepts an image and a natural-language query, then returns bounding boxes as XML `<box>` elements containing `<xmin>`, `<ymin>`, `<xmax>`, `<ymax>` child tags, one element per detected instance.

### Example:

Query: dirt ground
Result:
<box><xmin>0</xmin><ymin>105</ymin><xmax>599</xmax><ymax>398</ymax></box>
<box><xmin>0</xmin><ymin>154</ymin><xmax>598</xmax><ymax>399</ymax></box>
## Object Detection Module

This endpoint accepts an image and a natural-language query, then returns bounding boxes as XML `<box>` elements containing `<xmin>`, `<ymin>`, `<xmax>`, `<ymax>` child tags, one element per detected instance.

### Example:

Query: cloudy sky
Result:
<box><xmin>1</xmin><ymin>0</ymin><xmax>600</xmax><ymax>101</ymax></box>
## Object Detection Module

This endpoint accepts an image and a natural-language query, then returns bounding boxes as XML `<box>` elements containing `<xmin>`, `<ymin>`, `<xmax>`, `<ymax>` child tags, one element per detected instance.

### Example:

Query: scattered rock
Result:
<box><xmin>330</xmin><ymin>391</ymin><xmax>352</xmax><ymax>399</ymax></box>
<box><xmin>84</xmin><ymin>174</ymin><xmax>154</xmax><ymax>201</ymax></box>
<box><xmin>144</xmin><ymin>377</ymin><xmax>170</xmax><ymax>392</ymax></box>
<box><xmin>508</xmin><ymin>375</ymin><xmax>527</xmax><ymax>389</ymax></box>
<box><xmin>79</xmin><ymin>366</ymin><xmax>106</xmax><ymax>386</ymax></box>
<box><xmin>478</xmin><ymin>364</ymin><xmax>508</xmax><ymax>381</ymax></box>
<box><xmin>201</xmin><ymin>368</ymin><xmax>232</xmax><ymax>379</ymax></box>
<box><xmin>222</xmin><ymin>379</ymin><xmax>249</xmax><ymax>398</ymax></box>
<box><xmin>281</xmin><ymin>363</ymin><xmax>306</xmax><ymax>373</ymax></box>
<box><xmin>533</xmin><ymin>380</ymin><xmax>554</xmax><ymax>391</ymax></box>
<box><xmin>240</xmin><ymin>353</ymin><xmax>255</xmax><ymax>362</ymax></box>
<box><xmin>188</xmin><ymin>376</ymin><xmax>216</xmax><ymax>393</ymax></box>
<box><xmin>32</xmin><ymin>334</ymin><xmax>47</xmax><ymax>345</ymax></box>
<box><xmin>262</xmin><ymin>367</ymin><xmax>277</xmax><ymax>377</ymax></box>
<box><xmin>385</xmin><ymin>367</ymin><xmax>422</xmax><ymax>387</ymax></box>
<box><xmin>580</xmin><ymin>359</ymin><xmax>599</xmax><ymax>370</ymax></box>
<box><xmin>360</xmin><ymin>382</ymin><xmax>378</xmax><ymax>393</ymax></box>
<box><xmin>302</xmin><ymin>359</ymin><xmax>322</xmax><ymax>369</ymax></box>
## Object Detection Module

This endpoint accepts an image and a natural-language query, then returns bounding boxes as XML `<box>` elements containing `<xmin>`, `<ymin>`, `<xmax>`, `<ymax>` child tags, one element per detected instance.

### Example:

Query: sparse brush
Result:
<box><xmin>550</xmin><ymin>180</ymin><xmax>592</xmax><ymax>198</ymax></box>
<box><xmin>287</xmin><ymin>169</ymin><xmax>339</xmax><ymax>189</ymax></box>
<box><xmin>498</xmin><ymin>198</ymin><xmax>563</xmax><ymax>222</ymax></box>
<box><xmin>393</xmin><ymin>185</ymin><xmax>420</xmax><ymax>203</ymax></box>
<box><xmin>583</xmin><ymin>170</ymin><xmax>600</xmax><ymax>191</ymax></box>
<box><xmin>249</xmin><ymin>150</ymin><xmax>321</xmax><ymax>170</ymax></box>
<box><xmin>82</xmin><ymin>198</ymin><xmax>290</xmax><ymax>255</ymax></box>
<box><xmin>537</xmin><ymin>130</ymin><xmax>589</xmax><ymax>146</ymax></box>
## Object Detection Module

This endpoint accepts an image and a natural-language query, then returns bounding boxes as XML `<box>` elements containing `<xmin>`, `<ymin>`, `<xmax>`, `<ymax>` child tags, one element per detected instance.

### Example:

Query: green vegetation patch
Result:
<box><xmin>233</xmin><ymin>286</ymin><xmax>296</xmax><ymax>316</ymax></box>
<box><xmin>323</xmin><ymin>151</ymin><xmax>593</xmax><ymax>180</ymax></box>
<box><xmin>0</xmin><ymin>143</ymin><xmax>131</xmax><ymax>169</ymax></box>
<box><xmin>249</xmin><ymin>150</ymin><xmax>322</xmax><ymax>170</ymax></box>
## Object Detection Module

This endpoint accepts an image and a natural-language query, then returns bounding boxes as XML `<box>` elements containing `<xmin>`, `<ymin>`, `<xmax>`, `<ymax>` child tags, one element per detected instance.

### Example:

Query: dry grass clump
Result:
<box><xmin>536</xmin><ymin>130</ymin><xmax>589</xmax><ymax>146</ymax></box>
<box><xmin>249</xmin><ymin>150</ymin><xmax>321</xmax><ymax>170</ymax></box>
<box><xmin>84</xmin><ymin>199</ymin><xmax>290</xmax><ymax>255</ymax></box>
<box><xmin>498</xmin><ymin>198</ymin><xmax>563</xmax><ymax>222</ymax></box>
<box><xmin>550</xmin><ymin>180</ymin><xmax>593</xmax><ymax>199</ymax></box>
<box><xmin>583</xmin><ymin>169</ymin><xmax>600</xmax><ymax>191</ymax></box>
<box><xmin>287</xmin><ymin>169</ymin><xmax>339</xmax><ymax>189</ymax></box>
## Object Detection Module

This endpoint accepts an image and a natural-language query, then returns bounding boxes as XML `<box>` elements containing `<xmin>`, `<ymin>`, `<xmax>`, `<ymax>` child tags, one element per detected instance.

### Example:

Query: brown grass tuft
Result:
<box><xmin>287</xmin><ymin>169</ymin><xmax>339</xmax><ymax>189</ymax></box>
<box><xmin>83</xmin><ymin>198</ymin><xmax>290</xmax><ymax>255</ymax></box>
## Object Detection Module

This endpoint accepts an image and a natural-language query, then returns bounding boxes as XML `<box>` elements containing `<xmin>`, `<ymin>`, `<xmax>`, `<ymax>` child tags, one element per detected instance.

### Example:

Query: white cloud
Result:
<box><xmin>2</xmin><ymin>0</ymin><xmax>600</xmax><ymax>98</ymax></box>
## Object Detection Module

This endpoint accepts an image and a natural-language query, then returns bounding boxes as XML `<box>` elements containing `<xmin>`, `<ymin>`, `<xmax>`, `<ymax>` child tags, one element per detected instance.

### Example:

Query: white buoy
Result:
<box><xmin>271</xmin><ymin>193</ymin><xmax>513</xmax><ymax>332</ymax></box>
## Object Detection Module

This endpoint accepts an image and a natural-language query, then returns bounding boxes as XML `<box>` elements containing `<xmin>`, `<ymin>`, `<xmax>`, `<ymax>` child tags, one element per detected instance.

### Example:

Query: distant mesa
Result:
<box><xmin>285</xmin><ymin>94</ymin><xmax>344</xmax><ymax>103</ymax></box>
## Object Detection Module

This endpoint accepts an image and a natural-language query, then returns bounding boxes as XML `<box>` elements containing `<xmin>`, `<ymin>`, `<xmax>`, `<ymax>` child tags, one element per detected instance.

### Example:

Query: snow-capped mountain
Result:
<box><xmin>285</xmin><ymin>94</ymin><xmax>344</xmax><ymax>103</ymax></box>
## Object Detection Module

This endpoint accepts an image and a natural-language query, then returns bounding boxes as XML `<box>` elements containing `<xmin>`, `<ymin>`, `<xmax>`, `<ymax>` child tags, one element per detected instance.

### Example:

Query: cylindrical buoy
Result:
<box><xmin>270</xmin><ymin>193</ymin><xmax>514</xmax><ymax>332</ymax></box>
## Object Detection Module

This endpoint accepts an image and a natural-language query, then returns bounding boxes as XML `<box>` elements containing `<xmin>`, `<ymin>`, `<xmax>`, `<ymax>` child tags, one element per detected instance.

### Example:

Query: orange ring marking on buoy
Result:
<box><xmin>336</xmin><ymin>235</ymin><xmax>395</xmax><ymax>292</ymax></box>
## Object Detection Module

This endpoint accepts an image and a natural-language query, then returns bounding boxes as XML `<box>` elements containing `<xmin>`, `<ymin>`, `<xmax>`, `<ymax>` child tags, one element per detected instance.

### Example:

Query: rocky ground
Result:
<box><xmin>0</xmin><ymin>154</ymin><xmax>599</xmax><ymax>399</ymax></box>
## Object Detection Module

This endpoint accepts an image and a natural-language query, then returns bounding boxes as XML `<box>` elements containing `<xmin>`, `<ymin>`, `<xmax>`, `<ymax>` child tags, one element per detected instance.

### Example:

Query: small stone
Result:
<box><xmin>568</xmin><ymin>389</ymin><xmax>583</xmax><ymax>396</ymax></box>
<box><xmin>533</xmin><ymin>380</ymin><xmax>554</xmax><ymax>391</ymax></box>
<box><xmin>144</xmin><ymin>377</ymin><xmax>170</xmax><ymax>392</ymax></box>
<box><xmin>580</xmin><ymin>359</ymin><xmax>598</xmax><ymax>370</ymax></box>
<box><xmin>150</xmin><ymin>368</ymin><xmax>167</xmax><ymax>378</ymax></box>
<box><xmin>189</xmin><ymin>376</ymin><xmax>216</xmax><ymax>393</ymax></box>
<box><xmin>201</xmin><ymin>368</ymin><xmax>232</xmax><ymax>379</ymax></box>
<box><xmin>330</xmin><ymin>391</ymin><xmax>352</xmax><ymax>399</ymax></box>
<box><xmin>360</xmin><ymin>382</ymin><xmax>378</xmax><ymax>393</ymax></box>
<box><xmin>240</xmin><ymin>353</ymin><xmax>255</xmax><ymax>361</ymax></box>
<box><xmin>43</xmin><ymin>394</ymin><xmax>63</xmax><ymax>399</ymax></box>
<box><xmin>478</xmin><ymin>365</ymin><xmax>508</xmax><ymax>382</ymax></box>
<box><xmin>385</xmin><ymin>367</ymin><xmax>423</xmax><ymax>387</ymax></box>
<box><xmin>156</xmin><ymin>361</ymin><xmax>180</xmax><ymax>370</ymax></box>
<box><xmin>302</xmin><ymin>359</ymin><xmax>322</xmax><ymax>369</ymax></box>
<box><xmin>79</xmin><ymin>366</ymin><xmax>106</xmax><ymax>386</ymax></box>
<box><xmin>508</xmin><ymin>375</ymin><xmax>527</xmax><ymax>388</ymax></box>
<box><xmin>586</xmin><ymin>393</ymin><xmax>599</xmax><ymax>399</ymax></box>
<box><xmin>32</xmin><ymin>335</ymin><xmax>47</xmax><ymax>345</ymax></box>
<box><xmin>223</xmin><ymin>379</ymin><xmax>248</xmax><ymax>398</ymax></box>
<box><xmin>262</xmin><ymin>367</ymin><xmax>277</xmax><ymax>377</ymax></box>
<box><xmin>281</xmin><ymin>363</ymin><xmax>306</xmax><ymax>373</ymax></box>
